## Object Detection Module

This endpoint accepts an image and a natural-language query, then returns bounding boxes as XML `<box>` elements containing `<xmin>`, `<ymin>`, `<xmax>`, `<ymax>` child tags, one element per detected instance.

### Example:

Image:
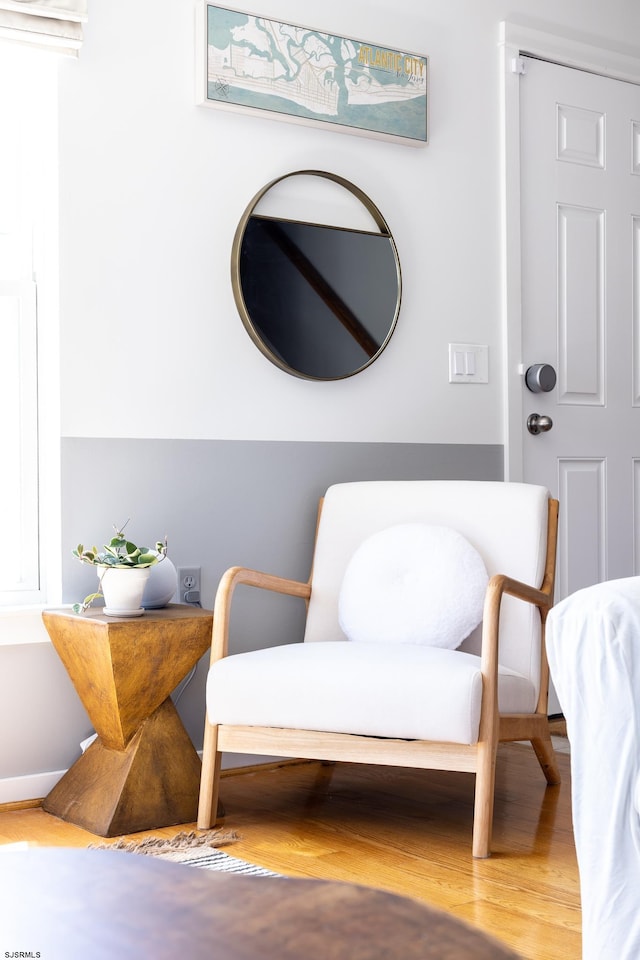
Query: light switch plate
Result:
<box><xmin>448</xmin><ymin>343</ymin><xmax>489</xmax><ymax>383</ymax></box>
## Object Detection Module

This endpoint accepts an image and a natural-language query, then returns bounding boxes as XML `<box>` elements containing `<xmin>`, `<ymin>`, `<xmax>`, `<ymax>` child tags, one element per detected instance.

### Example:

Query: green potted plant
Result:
<box><xmin>72</xmin><ymin>521</ymin><xmax>167</xmax><ymax>616</ymax></box>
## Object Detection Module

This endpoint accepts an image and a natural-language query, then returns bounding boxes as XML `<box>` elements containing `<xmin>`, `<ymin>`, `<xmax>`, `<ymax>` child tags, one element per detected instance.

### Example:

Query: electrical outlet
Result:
<box><xmin>177</xmin><ymin>566</ymin><xmax>201</xmax><ymax>604</ymax></box>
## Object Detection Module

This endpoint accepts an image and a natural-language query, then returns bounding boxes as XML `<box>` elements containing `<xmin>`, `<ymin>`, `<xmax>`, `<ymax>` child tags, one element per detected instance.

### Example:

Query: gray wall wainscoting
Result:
<box><xmin>61</xmin><ymin>438</ymin><xmax>503</xmax><ymax>749</ymax></box>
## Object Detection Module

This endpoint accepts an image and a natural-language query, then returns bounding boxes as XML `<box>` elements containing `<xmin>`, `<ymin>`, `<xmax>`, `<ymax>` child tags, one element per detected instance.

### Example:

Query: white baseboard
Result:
<box><xmin>0</xmin><ymin>754</ymin><xmax>280</xmax><ymax>806</ymax></box>
<box><xmin>0</xmin><ymin>769</ymin><xmax>66</xmax><ymax>805</ymax></box>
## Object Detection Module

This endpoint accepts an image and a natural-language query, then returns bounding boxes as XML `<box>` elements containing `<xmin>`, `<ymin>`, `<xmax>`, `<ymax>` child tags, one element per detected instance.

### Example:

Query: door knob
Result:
<box><xmin>525</xmin><ymin>363</ymin><xmax>557</xmax><ymax>393</ymax></box>
<box><xmin>527</xmin><ymin>413</ymin><xmax>553</xmax><ymax>435</ymax></box>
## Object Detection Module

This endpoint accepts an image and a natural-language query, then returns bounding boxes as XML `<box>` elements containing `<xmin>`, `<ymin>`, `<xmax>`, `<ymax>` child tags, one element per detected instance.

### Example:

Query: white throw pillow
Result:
<box><xmin>338</xmin><ymin>523</ymin><xmax>489</xmax><ymax>650</ymax></box>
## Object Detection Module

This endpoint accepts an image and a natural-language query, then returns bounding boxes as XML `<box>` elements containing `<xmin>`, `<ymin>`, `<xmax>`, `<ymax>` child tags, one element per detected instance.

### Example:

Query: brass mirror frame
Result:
<box><xmin>230</xmin><ymin>169</ymin><xmax>402</xmax><ymax>381</ymax></box>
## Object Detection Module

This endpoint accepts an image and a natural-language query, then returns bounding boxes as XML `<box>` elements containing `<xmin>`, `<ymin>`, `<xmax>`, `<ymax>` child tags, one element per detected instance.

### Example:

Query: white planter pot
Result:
<box><xmin>97</xmin><ymin>565</ymin><xmax>152</xmax><ymax>618</ymax></box>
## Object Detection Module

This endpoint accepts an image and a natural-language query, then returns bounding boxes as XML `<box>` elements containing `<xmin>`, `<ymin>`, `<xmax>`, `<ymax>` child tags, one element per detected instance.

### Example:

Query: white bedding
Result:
<box><xmin>547</xmin><ymin>577</ymin><xmax>640</xmax><ymax>960</ymax></box>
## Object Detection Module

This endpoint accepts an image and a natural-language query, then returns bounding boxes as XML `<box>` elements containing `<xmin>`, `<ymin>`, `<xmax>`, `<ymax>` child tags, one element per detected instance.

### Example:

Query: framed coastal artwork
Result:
<box><xmin>196</xmin><ymin>3</ymin><xmax>428</xmax><ymax>146</ymax></box>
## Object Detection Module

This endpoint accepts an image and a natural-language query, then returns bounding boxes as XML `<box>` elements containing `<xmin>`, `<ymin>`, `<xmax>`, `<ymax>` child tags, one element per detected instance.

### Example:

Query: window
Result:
<box><xmin>0</xmin><ymin>44</ymin><xmax>58</xmax><ymax>605</ymax></box>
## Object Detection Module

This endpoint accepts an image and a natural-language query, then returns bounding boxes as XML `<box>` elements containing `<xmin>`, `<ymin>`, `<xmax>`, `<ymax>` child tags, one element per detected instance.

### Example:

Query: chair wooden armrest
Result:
<box><xmin>479</xmin><ymin>495</ymin><xmax>558</xmax><ymax>728</ymax></box>
<box><xmin>210</xmin><ymin>566</ymin><xmax>311</xmax><ymax>662</ymax></box>
<box><xmin>480</xmin><ymin>571</ymin><xmax>554</xmax><ymax>709</ymax></box>
<box><xmin>491</xmin><ymin>573</ymin><xmax>553</xmax><ymax>610</ymax></box>
<box><xmin>198</xmin><ymin>566</ymin><xmax>311</xmax><ymax>829</ymax></box>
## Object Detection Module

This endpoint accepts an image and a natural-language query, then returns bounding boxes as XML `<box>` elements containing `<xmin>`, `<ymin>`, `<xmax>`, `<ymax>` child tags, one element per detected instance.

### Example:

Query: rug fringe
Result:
<box><xmin>89</xmin><ymin>828</ymin><xmax>239</xmax><ymax>856</ymax></box>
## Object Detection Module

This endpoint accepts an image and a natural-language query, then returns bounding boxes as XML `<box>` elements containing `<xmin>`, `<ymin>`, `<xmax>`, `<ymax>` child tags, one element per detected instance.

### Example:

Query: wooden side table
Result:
<box><xmin>41</xmin><ymin>604</ymin><xmax>213</xmax><ymax>837</ymax></box>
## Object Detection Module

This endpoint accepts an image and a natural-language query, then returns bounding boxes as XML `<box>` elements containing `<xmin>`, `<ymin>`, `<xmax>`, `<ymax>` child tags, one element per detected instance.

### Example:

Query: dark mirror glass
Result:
<box><xmin>231</xmin><ymin>171</ymin><xmax>401</xmax><ymax>381</ymax></box>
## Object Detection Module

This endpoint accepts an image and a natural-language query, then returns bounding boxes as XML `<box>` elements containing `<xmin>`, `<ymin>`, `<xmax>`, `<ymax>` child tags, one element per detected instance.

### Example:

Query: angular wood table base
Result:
<box><xmin>43</xmin><ymin>699</ymin><xmax>203</xmax><ymax>836</ymax></box>
<box><xmin>41</xmin><ymin>605</ymin><xmax>214</xmax><ymax>837</ymax></box>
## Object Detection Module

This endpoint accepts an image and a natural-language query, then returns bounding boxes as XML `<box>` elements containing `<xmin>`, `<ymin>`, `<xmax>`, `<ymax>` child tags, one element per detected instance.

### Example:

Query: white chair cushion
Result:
<box><xmin>338</xmin><ymin>524</ymin><xmax>488</xmax><ymax>649</ymax></box>
<box><xmin>207</xmin><ymin>642</ymin><xmax>536</xmax><ymax>745</ymax></box>
<box><xmin>304</xmin><ymin>481</ymin><xmax>551</xmax><ymax>697</ymax></box>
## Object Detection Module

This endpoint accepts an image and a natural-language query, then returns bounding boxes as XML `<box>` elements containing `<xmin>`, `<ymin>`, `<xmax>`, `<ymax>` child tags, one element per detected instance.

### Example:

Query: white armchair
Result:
<box><xmin>547</xmin><ymin>577</ymin><xmax>640</xmax><ymax>959</ymax></box>
<box><xmin>198</xmin><ymin>480</ymin><xmax>561</xmax><ymax>857</ymax></box>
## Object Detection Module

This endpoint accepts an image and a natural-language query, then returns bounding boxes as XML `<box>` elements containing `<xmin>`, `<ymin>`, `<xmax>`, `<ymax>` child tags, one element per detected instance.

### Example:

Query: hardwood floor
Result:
<box><xmin>0</xmin><ymin>743</ymin><xmax>580</xmax><ymax>960</ymax></box>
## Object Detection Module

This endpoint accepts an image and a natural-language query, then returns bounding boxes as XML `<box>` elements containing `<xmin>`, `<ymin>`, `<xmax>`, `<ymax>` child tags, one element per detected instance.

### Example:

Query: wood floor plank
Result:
<box><xmin>0</xmin><ymin>743</ymin><xmax>580</xmax><ymax>959</ymax></box>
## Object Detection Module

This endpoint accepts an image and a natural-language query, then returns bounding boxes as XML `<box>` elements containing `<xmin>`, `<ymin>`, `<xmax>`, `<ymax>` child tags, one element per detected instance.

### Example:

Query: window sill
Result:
<box><xmin>0</xmin><ymin>607</ymin><xmax>64</xmax><ymax>646</ymax></box>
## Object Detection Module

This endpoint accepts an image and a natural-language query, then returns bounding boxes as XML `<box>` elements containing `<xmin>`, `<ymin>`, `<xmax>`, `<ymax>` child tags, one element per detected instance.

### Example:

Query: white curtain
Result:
<box><xmin>0</xmin><ymin>0</ymin><xmax>87</xmax><ymax>56</ymax></box>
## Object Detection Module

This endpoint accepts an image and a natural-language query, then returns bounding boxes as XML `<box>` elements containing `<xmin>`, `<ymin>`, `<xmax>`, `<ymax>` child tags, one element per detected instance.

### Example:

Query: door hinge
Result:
<box><xmin>511</xmin><ymin>57</ymin><xmax>526</xmax><ymax>75</ymax></box>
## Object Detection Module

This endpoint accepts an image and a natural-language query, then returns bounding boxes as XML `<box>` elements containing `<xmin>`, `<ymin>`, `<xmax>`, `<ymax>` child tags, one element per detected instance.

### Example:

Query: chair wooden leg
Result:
<box><xmin>197</xmin><ymin>721</ymin><xmax>222</xmax><ymax>830</ymax></box>
<box><xmin>531</xmin><ymin>733</ymin><xmax>561</xmax><ymax>785</ymax></box>
<box><xmin>472</xmin><ymin>739</ymin><xmax>498</xmax><ymax>859</ymax></box>
<box><xmin>499</xmin><ymin>714</ymin><xmax>562</xmax><ymax>786</ymax></box>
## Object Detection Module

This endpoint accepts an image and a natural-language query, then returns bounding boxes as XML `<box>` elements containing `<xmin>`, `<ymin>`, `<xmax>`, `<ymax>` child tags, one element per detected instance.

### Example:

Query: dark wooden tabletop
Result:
<box><xmin>0</xmin><ymin>848</ymin><xmax>520</xmax><ymax>960</ymax></box>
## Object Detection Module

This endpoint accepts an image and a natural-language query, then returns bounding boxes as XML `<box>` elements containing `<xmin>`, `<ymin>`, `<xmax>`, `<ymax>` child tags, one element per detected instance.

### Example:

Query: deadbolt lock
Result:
<box><xmin>525</xmin><ymin>363</ymin><xmax>557</xmax><ymax>394</ymax></box>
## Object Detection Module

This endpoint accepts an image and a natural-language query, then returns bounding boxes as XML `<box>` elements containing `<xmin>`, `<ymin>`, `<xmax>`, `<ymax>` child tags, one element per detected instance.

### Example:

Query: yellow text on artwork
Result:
<box><xmin>357</xmin><ymin>46</ymin><xmax>426</xmax><ymax>79</ymax></box>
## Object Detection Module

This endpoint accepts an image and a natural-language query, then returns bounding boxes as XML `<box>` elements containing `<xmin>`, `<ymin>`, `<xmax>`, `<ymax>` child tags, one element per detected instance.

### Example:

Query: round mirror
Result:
<box><xmin>231</xmin><ymin>170</ymin><xmax>402</xmax><ymax>381</ymax></box>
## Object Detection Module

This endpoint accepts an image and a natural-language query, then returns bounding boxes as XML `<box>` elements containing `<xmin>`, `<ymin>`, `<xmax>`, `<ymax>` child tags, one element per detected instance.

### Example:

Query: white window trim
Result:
<box><xmin>0</xmin><ymin>42</ymin><xmax>60</xmax><ymax>611</ymax></box>
<box><xmin>0</xmin><ymin>0</ymin><xmax>87</xmax><ymax>58</ymax></box>
<box><xmin>0</xmin><ymin>280</ymin><xmax>40</xmax><ymax>602</ymax></box>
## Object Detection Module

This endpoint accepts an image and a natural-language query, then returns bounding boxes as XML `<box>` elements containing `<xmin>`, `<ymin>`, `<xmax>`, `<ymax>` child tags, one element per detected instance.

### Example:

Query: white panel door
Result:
<box><xmin>520</xmin><ymin>56</ymin><xmax>640</xmax><ymax>600</ymax></box>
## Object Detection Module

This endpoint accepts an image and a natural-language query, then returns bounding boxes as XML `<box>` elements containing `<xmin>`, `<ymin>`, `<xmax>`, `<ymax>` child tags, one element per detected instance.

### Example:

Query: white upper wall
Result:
<box><xmin>57</xmin><ymin>0</ymin><xmax>640</xmax><ymax>445</ymax></box>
